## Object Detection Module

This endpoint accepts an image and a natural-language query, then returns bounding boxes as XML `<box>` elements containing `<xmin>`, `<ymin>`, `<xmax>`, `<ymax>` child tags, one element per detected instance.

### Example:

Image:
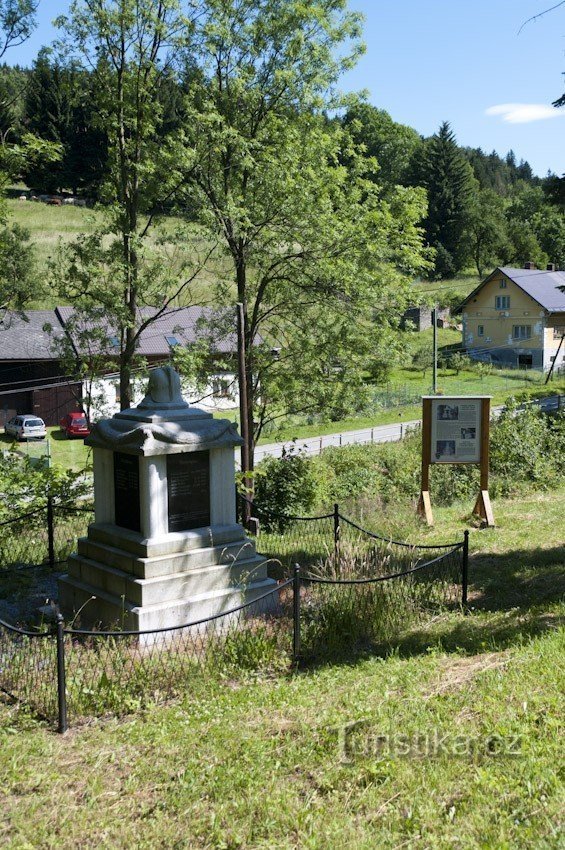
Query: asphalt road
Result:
<box><xmin>254</xmin><ymin>418</ymin><xmax>421</xmax><ymax>462</ymax></box>
<box><xmin>253</xmin><ymin>394</ymin><xmax>564</xmax><ymax>463</ymax></box>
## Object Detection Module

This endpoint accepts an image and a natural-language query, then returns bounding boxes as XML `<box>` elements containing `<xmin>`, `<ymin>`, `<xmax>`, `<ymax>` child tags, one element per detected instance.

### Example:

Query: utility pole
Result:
<box><xmin>432</xmin><ymin>305</ymin><xmax>438</xmax><ymax>394</ymax></box>
<box><xmin>545</xmin><ymin>334</ymin><xmax>565</xmax><ymax>385</ymax></box>
<box><xmin>236</xmin><ymin>303</ymin><xmax>251</xmax><ymax>526</ymax></box>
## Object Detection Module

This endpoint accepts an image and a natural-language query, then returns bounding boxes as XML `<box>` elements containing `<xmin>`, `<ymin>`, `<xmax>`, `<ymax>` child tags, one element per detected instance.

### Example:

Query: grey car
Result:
<box><xmin>4</xmin><ymin>415</ymin><xmax>47</xmax><ymax>441</ymax></box>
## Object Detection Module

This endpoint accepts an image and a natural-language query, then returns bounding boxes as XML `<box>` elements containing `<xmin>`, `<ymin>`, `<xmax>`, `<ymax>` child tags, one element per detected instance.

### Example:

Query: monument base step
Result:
<box><xmin>58</xmin><ymin>573</ymin><xmax>279</xmax><ymax>634</ymax></box>
<box><xmin>86</xmin><ymin>522</ymin><xmax>246</xmax><ymax>558</ymax></box>
<box><xmin>76</xmin><ymin>536</ymin><xmax>255</xmax><ymax>579</ymax></box>
<box><xmin>65</xmin><ymin>551</ymin><xmax>270</xmax><ymax>606</ymax></box>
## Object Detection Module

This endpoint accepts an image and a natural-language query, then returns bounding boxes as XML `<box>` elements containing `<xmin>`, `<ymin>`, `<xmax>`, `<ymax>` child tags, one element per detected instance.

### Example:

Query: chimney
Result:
<box><xmin>546</xmin><ymin>263</ymin><xmax>556</xmax><ymax>272</ymax></box>
<box><xmin>524</xmin><ymin>262</ymin><xmax>536</xmax><ymax>270</ymax></box>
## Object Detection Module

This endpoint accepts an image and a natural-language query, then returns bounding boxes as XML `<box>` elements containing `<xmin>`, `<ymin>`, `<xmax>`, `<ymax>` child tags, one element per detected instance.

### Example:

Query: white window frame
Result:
<box><xmin>495</xmin><ymin>295</ymin><xmax>510</xmax><ymax>310</ymax></box>
<box><xmin>512</xmin><ymin>325</ymin><xmax>532</xmax><ymax>340</ymax></box>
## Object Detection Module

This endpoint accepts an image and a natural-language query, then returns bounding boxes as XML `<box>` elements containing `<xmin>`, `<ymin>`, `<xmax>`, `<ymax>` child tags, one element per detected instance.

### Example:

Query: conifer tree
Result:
<box><xmin>418</xmin><ymin>121</ymin><xmax>475</xmax><ymax>279</ymax></box>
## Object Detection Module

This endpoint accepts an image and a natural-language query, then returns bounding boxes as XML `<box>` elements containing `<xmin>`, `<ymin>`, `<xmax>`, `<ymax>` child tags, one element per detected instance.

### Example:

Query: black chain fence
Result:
<box><xmin>0</xmin><ymin>497</ymin><xmax>468</xmax><ymax>731</ymax></box>
<box><xmin>238</xmin><ymin>496</ymin><xmax>463</xmax><ymax>580</ymax></box>
<box><xmin>0</xmin><ymin>499</ymin><xmax>94</xmax><ymax>573</ymax></box>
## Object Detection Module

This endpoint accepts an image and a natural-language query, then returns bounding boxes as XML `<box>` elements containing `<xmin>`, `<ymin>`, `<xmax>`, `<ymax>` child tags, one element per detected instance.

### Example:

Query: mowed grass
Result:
<box><xmin>0</xmin><ymin>486</ymin><xmax>563</xmax><ymax>848</ymax></box>
<box><xmin>0</xmin><ymin>429</ymin><xmax>92</xmax><ymax>473</ymax></box>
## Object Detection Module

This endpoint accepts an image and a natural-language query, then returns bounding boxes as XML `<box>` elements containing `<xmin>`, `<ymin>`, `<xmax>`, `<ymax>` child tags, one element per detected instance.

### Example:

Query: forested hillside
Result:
<box><xmin>2</xmin><ymin>57</ymin><xmax>564</xmax><ymax>284</ymax></box>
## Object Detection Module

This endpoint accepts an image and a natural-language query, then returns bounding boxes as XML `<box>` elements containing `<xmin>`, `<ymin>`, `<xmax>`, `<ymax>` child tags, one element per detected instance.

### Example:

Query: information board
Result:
<box><xmin>167</xmin><ymin>451</ymin><xmax>210</xmax><ymax>532</ymax></box>
<box><xmin>113</xmin><ymin>451</ymin><xmax>141</xmax><ymax>532</ymax></box>
<box><xmin>430</xmin><ymin>398</ymin><xmax>482</xmax><ymax>464</ymax></box>
<box><xmin>418</xmin><ymin>396</ymin><xmax>493</xmax><ymax>527</ymax></box>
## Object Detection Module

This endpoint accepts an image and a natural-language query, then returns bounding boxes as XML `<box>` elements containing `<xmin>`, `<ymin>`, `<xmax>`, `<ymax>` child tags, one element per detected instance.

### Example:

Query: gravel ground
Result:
<box><xmin>0</xmin><ymin>567</ymin><xmax>62</xmax><ymax>627</ymax></box>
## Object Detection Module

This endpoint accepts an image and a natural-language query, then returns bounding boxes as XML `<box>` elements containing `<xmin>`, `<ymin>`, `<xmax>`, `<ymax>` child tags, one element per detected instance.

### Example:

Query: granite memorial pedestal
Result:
<box><xmin>59</xmin><ymin>367</ymin><xmax>275</xmax><ymax>631</ymax></box>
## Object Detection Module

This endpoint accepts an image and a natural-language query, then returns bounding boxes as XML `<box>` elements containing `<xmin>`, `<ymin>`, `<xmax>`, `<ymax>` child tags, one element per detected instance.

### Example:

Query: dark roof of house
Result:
<box><xmin>55</xmin><ymin>305</ymin><xmax>238</xmax><ymax>357</ymax></box>
<box><xmin>459</xmin><ymin>267</ymin><xmax>565</xmax><ymax>313</ymax></box>
<box><xmin>0</xmin><ymin>306</ymin><xmax>240</xmax><ymax>363</ymax></box>
<box><xmin>0</xmin><ymin>310</ymin><xmax>64</xmax><ymax>361</ymax></box>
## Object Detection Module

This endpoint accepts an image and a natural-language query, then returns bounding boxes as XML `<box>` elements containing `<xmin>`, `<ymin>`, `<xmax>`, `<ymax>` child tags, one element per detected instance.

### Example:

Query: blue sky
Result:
<box><xmin>11</xmin><ymin>0</ymin><xmax>565</xmax><ymax>176</ymax></box>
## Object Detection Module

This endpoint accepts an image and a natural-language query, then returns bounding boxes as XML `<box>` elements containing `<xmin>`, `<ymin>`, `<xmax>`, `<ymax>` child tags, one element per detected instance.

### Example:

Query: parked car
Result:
<box><xmin>5</xmin><ymin>415</ymin><xmax>47</xmax><ymax>441</ymax></box>
<box><xmin>60</xmin><ymin>411</ymin><xmax>90</xmax><ymax>439</ymax></box>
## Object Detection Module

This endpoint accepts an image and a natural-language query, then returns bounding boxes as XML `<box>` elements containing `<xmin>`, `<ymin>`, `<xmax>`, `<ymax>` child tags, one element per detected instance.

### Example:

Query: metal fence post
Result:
<box><xmin>47</xmin><ymin>494</ymin><xmax>55</xmax><ymax>571</ymax></box>
<box><xmin>293</xmin><ymin>564</ymin><xmax>301</xmax><ymax>664</ymax></box>
<box><xmin>55</xmin><ymin>613</ymin><xmax>68</xmax><ymax>734</ymax></box>
<box><xmin>462</xmin><ymin>530</ymin><xmax>469</xmax><ymax>611</ymax></box>
<box><xmin>333</xmin><ymin>502</ymin><xmax>340</xmax><ymax>566</ymax></box>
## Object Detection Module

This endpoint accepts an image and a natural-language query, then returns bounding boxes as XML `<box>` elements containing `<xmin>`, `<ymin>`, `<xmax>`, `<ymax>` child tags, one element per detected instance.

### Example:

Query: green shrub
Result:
<box><xmin>260</xmin><ymin>405</ymin><xmax>565</xmax><ymax>518</ymax></box>
<box><xmin>254</xmin><ymin>446</ymin><xmax>318</xmax><ymax>530</ymax></box>
<box><xmin>490</xmin><ymin>404</ymin><xmax>564</xmax><ymax>496</ymax></box>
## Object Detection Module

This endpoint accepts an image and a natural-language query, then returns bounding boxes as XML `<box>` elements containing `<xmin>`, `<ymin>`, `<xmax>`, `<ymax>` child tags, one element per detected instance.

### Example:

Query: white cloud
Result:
<box><xmin>485</xmin><ymin>103</ymin><xmax>564</xmax><ymax>124</ymax></box>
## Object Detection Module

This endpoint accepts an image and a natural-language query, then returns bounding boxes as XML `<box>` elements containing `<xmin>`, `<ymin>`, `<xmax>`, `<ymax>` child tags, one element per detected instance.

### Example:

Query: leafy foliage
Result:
<box><xmin>253</xmin><ymin>446</ymin><xmax>318</xmax><ymax>531</ymax></box>
<box><xmin>0</xmin><ymin>448</ymin><xmax>91</xmax><ymax>519</ymax></box>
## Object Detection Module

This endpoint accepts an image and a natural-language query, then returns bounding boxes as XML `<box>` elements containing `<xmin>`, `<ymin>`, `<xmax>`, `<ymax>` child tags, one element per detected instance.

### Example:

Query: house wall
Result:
<box><xmin>89</xmin><ymin>373</ymin><xmax>239</xmax><ymax>421</ymax></box>
<box><xmin>462</xmin><ymin>271</ymin><xmax>546</xmax><ymax>368</ymax></box>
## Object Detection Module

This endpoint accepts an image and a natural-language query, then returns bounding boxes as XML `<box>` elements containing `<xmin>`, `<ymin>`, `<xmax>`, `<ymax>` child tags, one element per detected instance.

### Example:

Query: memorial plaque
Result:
<box><xmin>113</xmin><ymin>451</ymin><xmax>141</xmax><ymax>532</ymax></box>
<box><xmin>167</xmin><ymin>451</ymin><xmax>210</xmax><ymax>532</ymax></box>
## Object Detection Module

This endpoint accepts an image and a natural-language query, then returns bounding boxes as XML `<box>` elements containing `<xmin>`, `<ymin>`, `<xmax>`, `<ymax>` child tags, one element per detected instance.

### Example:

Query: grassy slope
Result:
<box><xmin>1</xmin><ymin>487</ymin><xmax>563</xmax><ymax>849</ymax></box>
<box><xmin>7</xmin><ymin>199</ymin><xmax>228</xmax><ymax>309</ymax></box>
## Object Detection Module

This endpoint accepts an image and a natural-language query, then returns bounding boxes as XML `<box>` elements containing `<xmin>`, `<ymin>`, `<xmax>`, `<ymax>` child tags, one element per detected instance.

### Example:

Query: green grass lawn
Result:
<box><xmin>1</xmin><ymin>485</ymin><xmax>563</xmax><ymax>848</ymax></box>
<box><xmin>47</xmin><ymin>427</ymin><xmax>92</xmax><ymax>472</ymax></box>
<box><xmin>0</xmin><ymin>428</ymin><xmax>92</xmax><ymax>473</ymax></box>
<box><xmin>413</xmin><ymin>270</ymin><xmax>482</xmax><ymax>303</ymax></box>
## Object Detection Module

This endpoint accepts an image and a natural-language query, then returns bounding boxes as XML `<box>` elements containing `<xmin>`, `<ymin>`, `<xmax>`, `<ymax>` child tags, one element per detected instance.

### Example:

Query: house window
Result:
<box><xmin>477</xmin><ymin>325</ymin><xmax>484</xmax><ymax>336</ymax></box>
<box><xmin>165</xmin><ymin>335</ymin><xmax>180</xmax><ymax>347</ymax></box>
<box><xmin>499</xmin><ymin>279</ymin><xmax>507</xmax><ymax>288</ymax></box>
<box><xmin>495</xmin><ymin>296</ymin><xmax>510</xmax><ymax>310</ymax></box>
<box><xmin>512</xmin><ymin>325</ymin><xmax>532</xmax><ymax>340</ymax></box>
<box><xmin>553</xmin><ymin>326</ymin><xmax>565</xmax><ymax>340</ymax></box>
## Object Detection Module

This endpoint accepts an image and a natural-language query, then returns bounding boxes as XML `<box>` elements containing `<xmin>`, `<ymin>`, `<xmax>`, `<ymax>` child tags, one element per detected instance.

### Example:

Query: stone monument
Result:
<box><xmin>58</xmin><ymin>367</ymin><xmax>276</xmax><ymax>631</ymax></box>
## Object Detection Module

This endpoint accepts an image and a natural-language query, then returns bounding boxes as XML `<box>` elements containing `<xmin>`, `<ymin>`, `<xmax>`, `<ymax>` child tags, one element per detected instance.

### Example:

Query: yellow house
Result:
<box><xmin>459</xmin><ymin>265</ymin><xmax>565</xmax><ymax>371</ymax></box>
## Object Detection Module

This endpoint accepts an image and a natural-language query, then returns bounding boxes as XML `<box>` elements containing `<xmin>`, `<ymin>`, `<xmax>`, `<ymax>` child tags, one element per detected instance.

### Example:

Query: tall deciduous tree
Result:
<box><xmin>467</xmin><ymin>189</ymin><xmax>508</xmax><ymax>277</ymax></box>
<box><xmin>342</xmin><ymin>103</ymin><xmax>423</xmax><ymax>192</ymax></box>
<box><xmin>416</xmin><ymin>121</ymin><xmax>475</xmax><ymax>279</ymax></box>
<box><xmin>55</xmin><ymin>0</ymin><xmax>213</xmax><ymax>409</ymax></box>
<box><xmin>0</xmin><ymin>0</ymin><xmax>40</xmax><ymax>316</ymax></box>
<box><xmin>177</xmin><ymin>0</ymin><xmax>430</xmax><ymax>467</ymax></box>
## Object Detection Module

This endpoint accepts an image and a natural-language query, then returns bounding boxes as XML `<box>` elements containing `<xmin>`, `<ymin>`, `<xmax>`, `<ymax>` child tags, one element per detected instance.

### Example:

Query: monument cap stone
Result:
<box><xmin>86</xmin><ymin>365</ymin><xmax>243</xmax><ymax>456</ymax></box>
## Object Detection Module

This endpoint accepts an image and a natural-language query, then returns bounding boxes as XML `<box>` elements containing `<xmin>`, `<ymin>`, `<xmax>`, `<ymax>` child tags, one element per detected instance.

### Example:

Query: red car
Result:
<box><xmin>60</xmin><ymin>412</ymin><xmax>90</xmax><ymax>438</ymax></box>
